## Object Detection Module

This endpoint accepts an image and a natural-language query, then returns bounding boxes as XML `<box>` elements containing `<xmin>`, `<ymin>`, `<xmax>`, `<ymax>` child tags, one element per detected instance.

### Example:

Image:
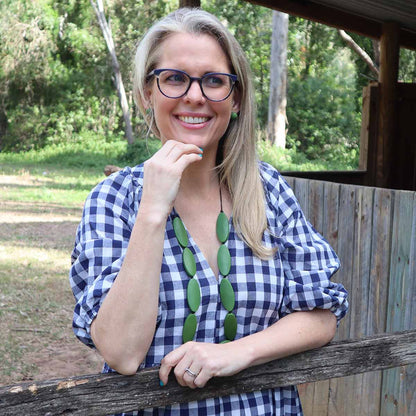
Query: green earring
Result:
<box><xmin>230</xmin><ymin>112</ymin><xmax>238</xmax><ymax>121</ymax></box>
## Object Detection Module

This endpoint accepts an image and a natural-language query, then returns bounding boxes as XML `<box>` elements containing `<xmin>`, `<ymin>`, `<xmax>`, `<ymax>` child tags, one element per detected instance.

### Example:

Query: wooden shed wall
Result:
<box><xmin>284</xmin><ymin>176</ymin><xmax>416</xmax><ymax>415</ymax></box>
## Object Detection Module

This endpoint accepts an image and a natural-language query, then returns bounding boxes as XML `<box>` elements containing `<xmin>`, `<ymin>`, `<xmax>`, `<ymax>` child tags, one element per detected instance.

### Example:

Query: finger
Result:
<box><xmin>173</xmin><ymin>152</ymin><xmax>203</xmax><ymax>173</ymax></box>
<box><xmin>159</xmin><ymin>346</ymin><xmax>187</xmax><ymax>386</ymax></box>
<box><xmin>192</xmin><ymin>367</ymin><xmax>210</xmax><ymax>388</ymax></box>
<box><xmin>163</xmin><ymin>140</ymin><xmax>202</xmax><ymax>162</ymax></box>
<box><xmin>172</xmin><ymin>353</ymin><xmax>195</xmax><ymax>387</ymax></box>
<box><xmin>175</xmin><ymin>362</ymin><xmax>202</xmax><ymax>389</ymax></box>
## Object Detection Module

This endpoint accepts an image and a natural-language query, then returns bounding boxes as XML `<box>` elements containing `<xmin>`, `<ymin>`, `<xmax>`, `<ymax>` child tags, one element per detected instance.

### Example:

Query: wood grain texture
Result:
<box><xmin>1</xmin><ymin>331</ymin><xmax>416</xmax><ymax>416</ymax></box>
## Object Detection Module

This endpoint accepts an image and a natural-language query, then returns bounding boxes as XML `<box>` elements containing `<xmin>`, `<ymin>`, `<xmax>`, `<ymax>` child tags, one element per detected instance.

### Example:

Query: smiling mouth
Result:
<box><xmin>178</xmin><ymin>115</ymin><xmax>209</xmax><ymax>124</ymax></box>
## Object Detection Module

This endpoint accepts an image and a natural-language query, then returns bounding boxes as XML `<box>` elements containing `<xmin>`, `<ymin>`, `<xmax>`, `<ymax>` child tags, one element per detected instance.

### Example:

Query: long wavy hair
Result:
<box><xmin>132</xmin><ymin>8</ymin><xmax>275</xmax><ymax>259</ymax></box>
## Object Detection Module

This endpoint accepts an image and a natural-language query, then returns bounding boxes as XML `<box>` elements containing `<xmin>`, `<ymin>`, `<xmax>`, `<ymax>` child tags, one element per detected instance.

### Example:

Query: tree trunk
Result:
<box><xmin>267</xmin><ymin>11</ymin><xmax>288</xmax><ymax>148</ymax></box>
<box><xmin>179</xmin><ymin>0</ymin><xmax>200</xmax><ymax>7</ymax></box>
<box><xmin>338</xmin><ymin>29</ymin><xmax>379</xmax><ymax>77</ymax></box>
<box><xmin>90</xmin><ymin>0</ymin><xmax>134</xmax><ymax>145</ymax></box>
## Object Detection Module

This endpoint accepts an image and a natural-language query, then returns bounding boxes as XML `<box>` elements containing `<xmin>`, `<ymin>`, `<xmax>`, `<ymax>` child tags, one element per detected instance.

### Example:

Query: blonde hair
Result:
<box><xmin>132</xmin><ymin>8</ymin><xmax>275</xmax><ymax>259</ymax></box>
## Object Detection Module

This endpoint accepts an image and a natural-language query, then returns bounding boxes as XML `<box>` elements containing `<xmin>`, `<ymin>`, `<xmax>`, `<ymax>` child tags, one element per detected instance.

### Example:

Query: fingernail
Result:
<box><xmin>198</xmin><ymin>154</ymin><xmax>203</xmax><ymax>158</ymax></box>
<box><xmin>159</xmin><ymin>380</ymin><xmax>164</xmax><ymax>387</ymax></box>
<box><xmin>199</xmin><ymin>147</ymin><xmax>204</xmax><ymax>152</ymax></box>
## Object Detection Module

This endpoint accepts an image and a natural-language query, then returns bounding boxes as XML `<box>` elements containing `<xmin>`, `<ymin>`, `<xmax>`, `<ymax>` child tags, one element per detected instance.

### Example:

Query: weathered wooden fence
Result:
<box><xmin>284</xmin><ymin>177</ymin><xmax>416</xmax><ymax>416</ymax></box>
<box><xmin>0</xmin><ymin>330</ymin><xmax>415</xmax><ymax>415</ymax></box>
<box><xmin>0</xmin><ymin>178</ymin><xmax>415</xmax><ymax>415</ymax></box>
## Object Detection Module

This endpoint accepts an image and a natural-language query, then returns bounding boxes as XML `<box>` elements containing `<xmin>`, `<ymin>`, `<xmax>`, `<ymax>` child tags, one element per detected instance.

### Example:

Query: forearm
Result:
<box><xmin>91</xmin><ymin>202</ymin><xmax>166</xmax><ymax>375</ymax></box>
<box><xmin>158</xmin><ymin>309</ymin><xmax>337</xmax><ymax>388</ymax></box>
<box><xmin>236</xmin><ymin>309</ymin><xmax>337</xmax><ymax>369</ymax></box>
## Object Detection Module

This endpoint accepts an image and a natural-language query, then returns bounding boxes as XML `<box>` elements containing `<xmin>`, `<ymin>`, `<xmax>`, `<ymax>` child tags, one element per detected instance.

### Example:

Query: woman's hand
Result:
<box><xmin>141</xmin><ymin>140</ymin><xmax>202</xmax><ymax>220</ymax></box>
<box><xmin>158</xmin><ymin>310</ymin><xmax>337</xmax><ymax>389</ymax></box>
<box><xmin>159</xmin><ymin>341</ymin><xmax>251</xmax><ymax>389</ymax></box>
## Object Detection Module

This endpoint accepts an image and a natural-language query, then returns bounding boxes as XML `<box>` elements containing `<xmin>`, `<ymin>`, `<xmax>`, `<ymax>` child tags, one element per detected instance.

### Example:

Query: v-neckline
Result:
<box><xmin>171</xmin><ymin>207</ymin><xmax>231</xmax><ymax>283</ymax></box>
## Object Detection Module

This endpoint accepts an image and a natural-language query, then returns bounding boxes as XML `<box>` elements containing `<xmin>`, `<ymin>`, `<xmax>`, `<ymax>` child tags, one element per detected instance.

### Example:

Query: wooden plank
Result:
<box><xmin>292</xmin><ymin>177</ymin><xmax>310</xmax><ymax>217</ymax></box>
<box><xmin>297</xmin><ymin>382</ymin><xmax>315</xmax><ymax>415</ymax></box>
<box><xmin>367</xmin><ymin>188</ymin><xmax>393</xmax><ymax>334</ymax></box>
<box><xmin>381</xmin><ymin>191</ymin><xmax>416</xmax><ymax>416</ymax></box>
<box><xmin>310</xmin><ymin>181</ymin><xmax>340</xmax><ymax>416</ymax></box>
<box><xmin>322</xmin><ymin>181</ymin><xmax>341</xmax><ymax>251</ymax></box>
<box><xmin>299</xmin><ymin>179</ymin><xmax>326</xmax><ymax>415</ymax></box>
<box><xmin>350</xmin><ymin>185</ymin><xmax>381</xmax><ymax>416</ymax></box>
<box><xmin>328</xmin><ymin>184</ymin><xmax>356</xmax><ymax>416</ymax></box>
<box><xmin>407</xmin><ymin>193</ymin><xmax>416</xmax><ymax>415</ymax></box>
<box><xmin>308</xmin><ymin>180</ymin><xmax>324</xmax><ymax>234</ymax></box>
<box><xmin>1</xmin><ymin>331</ymin><xmax>416</xmax><ymax>416</ymax></box>
<box><xmin>284</xmin><ymin>175</ymin><xmax>295</xmax><ymax>190</ymax></box>
<box><xmin>333</xmin><ymin>184</ymin><xmax>355</xmax><ymax>341</ymax></box>
<box><xmin>364</xmin><ymin>187</ymin><xmax>394</xmax><ymax>415</ymax></box>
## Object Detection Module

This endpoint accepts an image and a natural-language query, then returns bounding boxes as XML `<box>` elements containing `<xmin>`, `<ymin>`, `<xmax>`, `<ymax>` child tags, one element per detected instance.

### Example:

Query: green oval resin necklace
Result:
<box><xmin>173</xmin><ymin>187</ymin><xmax>237</xmax><ymax>344</ymax></box>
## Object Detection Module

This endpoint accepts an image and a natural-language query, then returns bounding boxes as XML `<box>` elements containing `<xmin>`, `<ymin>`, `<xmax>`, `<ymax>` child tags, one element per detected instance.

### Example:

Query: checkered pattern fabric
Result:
<box><xmin>69</xmin><ymin>161</ymin><xmax>348</xmax><ymax>416</ymax></box>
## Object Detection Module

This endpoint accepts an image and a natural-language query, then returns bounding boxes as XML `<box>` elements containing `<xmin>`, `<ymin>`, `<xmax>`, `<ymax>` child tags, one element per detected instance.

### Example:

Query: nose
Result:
<box><xmin>184</xmin><ymin>79</ymin><xmax>205</xmax><ymax>103</ymax></box>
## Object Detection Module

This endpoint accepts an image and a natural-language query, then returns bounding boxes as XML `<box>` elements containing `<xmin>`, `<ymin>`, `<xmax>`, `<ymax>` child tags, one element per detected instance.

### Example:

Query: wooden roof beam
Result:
<box><xmin>247</xmin><ymin>0</ymin><xmax>416</xmax><ymax>50</ymax></box>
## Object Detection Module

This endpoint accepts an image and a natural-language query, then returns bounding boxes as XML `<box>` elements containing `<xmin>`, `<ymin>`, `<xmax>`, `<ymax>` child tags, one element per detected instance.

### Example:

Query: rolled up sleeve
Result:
<box><xmin>69</xmin><ymin>169</ymin><xmax>139</xmax><ymax>348</ymax></box>
<box><xmin>279</xmin><ymin>209</ymin><xmax>348</xmax><ymax>323</ymax></box>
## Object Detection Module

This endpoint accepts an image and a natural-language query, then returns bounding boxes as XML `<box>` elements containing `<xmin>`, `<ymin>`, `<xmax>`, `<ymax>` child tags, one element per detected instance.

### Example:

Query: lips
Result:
<box><xmin>177</xmin><ymin>115</ymin><xmax>210</xmax><ymax>124</ymax></box>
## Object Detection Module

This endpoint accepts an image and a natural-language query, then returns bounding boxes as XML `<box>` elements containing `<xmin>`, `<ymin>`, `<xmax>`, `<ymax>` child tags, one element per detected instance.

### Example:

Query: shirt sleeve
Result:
<box><xmin>262</xmin><ymin>163</ymin><xmax>348</xmax><ymax>324</ymax></box>
<box><xmin>69</xmin><ymin>168</ymin><xmax>140</xmax><ymax>348</ymax></box>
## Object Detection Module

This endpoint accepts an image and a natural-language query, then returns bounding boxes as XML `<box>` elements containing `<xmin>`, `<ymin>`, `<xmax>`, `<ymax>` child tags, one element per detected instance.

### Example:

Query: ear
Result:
<box><xmin>142</xmin><ymin>79</ymin><xmax>156</xmax><ymax>110</ymax></box>
<box><xmin>231</xmin><ymin>90</ymin><xmax>241</xmax><ymax>113</ymax></box>
<box><xmin>143</xmin><ymin>88</ymin><xmax>152</xmax><ymax>110</ymax></box>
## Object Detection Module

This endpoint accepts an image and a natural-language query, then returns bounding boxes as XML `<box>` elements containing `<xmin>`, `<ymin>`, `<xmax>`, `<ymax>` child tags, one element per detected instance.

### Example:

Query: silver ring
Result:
<box><xmin>184</xmin><ymin>367</ymin><xmax>198</xmax><ymax>378</ymax></box>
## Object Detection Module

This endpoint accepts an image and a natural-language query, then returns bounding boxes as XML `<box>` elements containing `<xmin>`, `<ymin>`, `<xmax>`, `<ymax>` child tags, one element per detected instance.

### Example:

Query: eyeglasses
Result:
<box><xmin>147</xmin><ymin>68</ymin><xmax>238</xmax><ymax>102</ymax></box>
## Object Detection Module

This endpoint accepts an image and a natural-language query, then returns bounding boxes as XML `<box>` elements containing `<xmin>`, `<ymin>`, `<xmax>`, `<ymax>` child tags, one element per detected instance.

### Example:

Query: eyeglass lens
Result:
<box><xmin>156</xmin><ymin>70</ymin><xmax>234</xmax><ymax>101</ymax></box>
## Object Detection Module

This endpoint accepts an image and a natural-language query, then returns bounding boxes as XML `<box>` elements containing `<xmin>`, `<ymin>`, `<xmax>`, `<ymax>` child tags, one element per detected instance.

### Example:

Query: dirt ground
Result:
<box><xmin>0</xmin><ymin>174</ymin><xmax>104</xmax><ymax>387</ymax></box>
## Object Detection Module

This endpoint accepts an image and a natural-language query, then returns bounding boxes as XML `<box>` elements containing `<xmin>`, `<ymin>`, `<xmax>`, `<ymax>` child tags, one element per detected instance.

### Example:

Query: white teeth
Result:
<box><xmin>178</xmin><ymin>116</ymin><xmax>208</xmax><ymax>124</ymax></box>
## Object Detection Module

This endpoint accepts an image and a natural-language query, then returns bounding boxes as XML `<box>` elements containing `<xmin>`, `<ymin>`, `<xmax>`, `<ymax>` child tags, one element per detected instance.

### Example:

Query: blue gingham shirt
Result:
<box><xmin>70</xmin><ymin>161</ymin><xmax>348</xmax><ymax>416</ymax></box>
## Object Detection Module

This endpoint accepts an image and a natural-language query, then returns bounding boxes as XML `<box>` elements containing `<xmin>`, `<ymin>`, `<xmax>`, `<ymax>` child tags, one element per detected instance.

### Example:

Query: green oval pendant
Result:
<box><xmin>224</xmin><ymin>312</ymin><xmax>237</xmax><ymax>340</ymax></box>
<box><xmin>216</xmin><ymin>211</ymin><xmax>229</xmax><ymax>243</ymax></box>
<box><xmin>173</xmin><ymin>216</ymin><xmax>188</xmax><ymax>248</ymax></box>
<box><xmin>183</xmin><ymin>247</ymin><xmax>196</xmax><ymax>277</ymax></box>
<box><xmin>183</xmin><ymin>313</ymin><xmax>197</xmax><ymax>343</ymax></box>
<box><xmin>220</xmin><ymin>278</ymin><xmax>235</xmax><ymax>311</ymax></box>
<box><xmin>217</xmin><ymin>244</ymin><xmax>231</xmax><ymax>276</ymax></box>
<box><xmin>187</xmin><ymin>277</ymin><xmax>201</xmax><ymax>313</ymax></box>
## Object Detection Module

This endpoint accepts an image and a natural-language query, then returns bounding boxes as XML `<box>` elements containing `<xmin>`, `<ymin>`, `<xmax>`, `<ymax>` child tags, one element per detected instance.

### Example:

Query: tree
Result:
<box><xmin>338</xmin><ymin>30</ymin><xmax>379</xmax><ymax>77</ymax></box>
<box><xmin>180</xmin><ymin>0</ymin><xmax>200</xmax><ymax>6</ymax></box>
<box><xmin>267</xmin><ymin>11</ymin><xmax>288</xmax><ymax>148</ymax></box>
<box><xmin>90</xmin><ymin>0</ymin><xmax>133</xmax><ymax>144</ymax></box>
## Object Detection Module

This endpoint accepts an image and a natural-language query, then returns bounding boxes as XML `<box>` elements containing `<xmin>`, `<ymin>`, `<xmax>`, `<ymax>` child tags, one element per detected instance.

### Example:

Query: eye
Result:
<box><xmin>203</xmin><ymin>74</ymin><xmax>226</xmax><ymax>88</ymax></box>
<box><xmin>162</xmin><ymin>71</ymin><xmax>188</xmax><ymax>85</ymax></box>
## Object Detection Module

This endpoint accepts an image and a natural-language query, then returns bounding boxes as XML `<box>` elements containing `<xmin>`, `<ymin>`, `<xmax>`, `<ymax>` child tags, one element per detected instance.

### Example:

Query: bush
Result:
<box><xmin>120</xmin><ymin>138</ymin><xmax>161</xmax><ymax>166</ymax></box>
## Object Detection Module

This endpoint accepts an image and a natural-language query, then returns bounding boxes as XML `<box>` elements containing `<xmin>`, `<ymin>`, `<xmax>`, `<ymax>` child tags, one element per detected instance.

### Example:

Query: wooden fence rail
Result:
<box><xmin>1</xmin><ymin>330</ymin><xmax>415</xmax><ymax>416</ymax></box>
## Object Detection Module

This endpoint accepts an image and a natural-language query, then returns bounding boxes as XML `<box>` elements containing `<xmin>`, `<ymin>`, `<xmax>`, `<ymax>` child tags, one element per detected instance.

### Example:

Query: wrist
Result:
<box><xmin>137</xmin><ymin>202</ymin><xmax>170</xmax><ymax>229</ymax></box>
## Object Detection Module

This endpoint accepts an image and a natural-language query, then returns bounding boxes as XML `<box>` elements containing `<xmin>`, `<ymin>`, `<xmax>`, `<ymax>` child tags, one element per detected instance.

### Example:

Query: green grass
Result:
<box><xmin>0</xmin><ymin>136</ymin><xmax>356</xmax><ymax>385</ymax></box>
<box><xmin>0</xmin><ymin>145</ymin><xmax>110</xmax><ymax>385</ymax></box>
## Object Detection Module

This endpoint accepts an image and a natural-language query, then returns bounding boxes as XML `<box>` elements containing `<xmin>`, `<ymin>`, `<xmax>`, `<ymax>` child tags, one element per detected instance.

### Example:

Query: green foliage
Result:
<box><xmin>257</xmin><ymin>139</ymin><xmax>356</xmax><ymax>171</ymax></box>
<box><xmin>286</xmin><ymin>18</ymin><xmax>361</xmax><ymax>166</ymax></box>
<box><xmin>0</xmin><ymin>0</ymin><xmax>122</xmax><ymax>152</ymax></box>
<box><xmin>121</xmin><ymin>138</ymin><xmax>162</xmax><ymax>166</ymax></box>
<box><xmin>2</xmin><ymin>0</ymin><xmax>413</xmax><ymax>170</ymax></box>
<box><xmin>203</xmin><ymin>0</ymin><xmax>272</xmax><ymax>124</ymax></box>
<box><xmin>400</xmin><ymin>49</ymin><xmax>416</xmax><ymax>82</ymax></box>
<box><xmin>0</xmin><ymin>132</ymin><xmax>128</xmax><ymax>169</ymax></box>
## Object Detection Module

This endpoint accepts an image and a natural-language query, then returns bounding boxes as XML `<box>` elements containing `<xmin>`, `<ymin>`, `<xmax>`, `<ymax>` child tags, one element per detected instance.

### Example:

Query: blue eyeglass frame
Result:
<box><xmin>147</xmin><ymin>68</ymin><xmax>238</xmax><ymax>102</ymax></box>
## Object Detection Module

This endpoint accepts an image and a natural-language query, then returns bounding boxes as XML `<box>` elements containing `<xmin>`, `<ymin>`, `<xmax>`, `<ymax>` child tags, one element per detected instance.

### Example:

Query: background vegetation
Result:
<box><xmin>1</xmin><ymin>0</ymin><xmax>415</xmax><ymax>170</ymax></box>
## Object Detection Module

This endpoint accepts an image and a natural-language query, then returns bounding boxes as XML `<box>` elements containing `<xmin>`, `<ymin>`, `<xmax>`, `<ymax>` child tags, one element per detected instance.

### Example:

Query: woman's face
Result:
<box><xmin>146</xmin><ymin>32</ymin><xmax>240</xmax><ymax>152</ymax></box>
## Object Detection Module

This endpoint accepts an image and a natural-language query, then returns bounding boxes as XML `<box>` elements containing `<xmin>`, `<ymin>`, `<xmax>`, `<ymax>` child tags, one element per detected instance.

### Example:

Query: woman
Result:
<box><xmin>70</xmin><ymin>8</ymin><xmax>348</xmax><ymax>415</ymax></box>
